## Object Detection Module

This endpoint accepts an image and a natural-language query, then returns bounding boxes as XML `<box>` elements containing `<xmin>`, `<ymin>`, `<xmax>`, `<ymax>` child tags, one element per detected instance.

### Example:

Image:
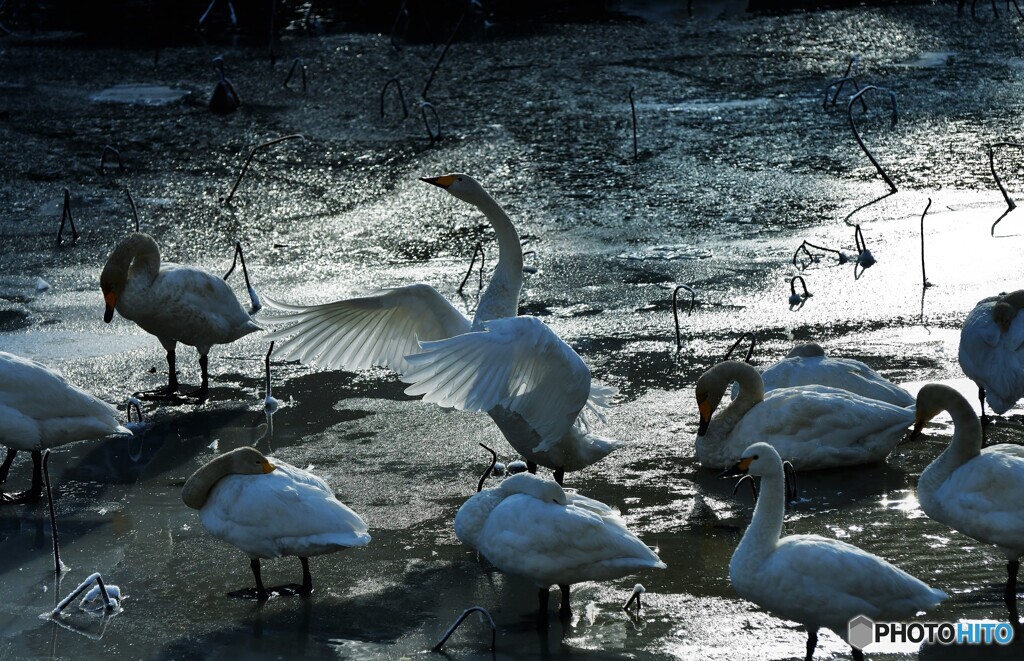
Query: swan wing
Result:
<box><xmin>730</xmin><ymin>386</ymin><xmax>915</xmax><ymax>468</ymax></box>
<box><xmin>959</xmin><ymin>297</ymin><xmax>1024</xmax><ymax>414</ymax></box>
<box><xmin>756</xmin><ymin>356</ymin><xmax>914</xmax><ymax>406</ymax></box>
<box><xmin>401</xmin><ymin>316</ymin><xmax>591</xmax><ymax>449</ymax></box>
<box><xmin>926</xmin><ymin>448</ymin><xmax>1024</xmax><ymax>551</ymax></box>
<box><xmin>0</xmin><ymin>352</ymin><xmax>129</xmax><ymax>448</ymax></box>
<box><xmin>262</xmin><ymin>284</ymin><xmax>471</xmax><ymax>374</ymax></box>
<box><xmin>746</xmin><ymin>535</ymin><xmax>944</xmax><ymax>627</ymax></box>
<box><xmin>200</xmin><ymin>460</ymin><xmax>370</xmax><ymax>558</ymax></box>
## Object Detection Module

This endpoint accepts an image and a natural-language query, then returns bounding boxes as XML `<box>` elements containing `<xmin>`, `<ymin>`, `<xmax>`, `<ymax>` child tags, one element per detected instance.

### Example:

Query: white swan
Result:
<box><xmin>912</xmin><ymin>383</ymin><xmax>1024</xmax><ymax>619</ymax></box>
<box><xmin>264</xmin><ymin>174</ymin><xmax>617</xmax><ymax>482</ymax></box>
<box><xmin>100</xmin><ymin>232</ymin><xmax>262</xmax><ymax>400</ymax></box>
<box><xmin>695</xmin><ymin>360</ymin><xmax>915</xmax><ymax>470</ymax></box>
<box><xmin>724</xmin><ymin>442</ymin><xmax>946</xmax><ymax>661</ymax></box>
<box><xmin>731</xmin><ymin>342</ymin><xmax>914</xmax><ymax>407</ymax></box>
<box><xmin>182</xmin><ymin>446</ymin><xmax>370</xmax><ymax>599</ymax></box>
<box><xmin>958</xmin><ymin>290</ymin><xmax>1024</xmax><ymax>419</ymax></box>
<box><xmin>1</xmin><ymin>351</ymin><xmax>130</xmax><ymax>503</ymax></box>
<box><xmin>454</xmin><ymin>472</ymin><xmax>664</xmax><ymax>618</ymax></box>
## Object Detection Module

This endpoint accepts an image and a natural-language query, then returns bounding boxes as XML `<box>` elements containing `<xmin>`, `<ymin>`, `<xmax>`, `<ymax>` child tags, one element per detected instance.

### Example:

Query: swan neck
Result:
<box><xmin>736</xmin><ymin>468</ymin><xmax>785</xmax><ymax>563</ymax></box>
<box><xmin>106</xmin><ymin>233</ymin><xmax>161</xmax><ymax>284</ymax></box>
<box><xmin>472</xmin><ymin>192</ymin><xmax>523</xmax><ymax>325</ymax></box>
<box><xmin>716</xmin><ymin>363</ymin><xmax>764</xmax><ymax>431</ymax></box>
<box><xmin>181</xmin><ymin>457</ymin><xmax>230</xmax><ymax>509</ymax></box>
<box><xmin>920</xmin><ymin>392</ymin><xmax>983</xmax><ymax>491</ymax></box>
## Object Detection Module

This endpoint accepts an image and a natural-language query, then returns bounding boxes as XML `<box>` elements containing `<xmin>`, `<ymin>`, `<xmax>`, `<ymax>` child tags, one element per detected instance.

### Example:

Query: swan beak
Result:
<box><xmin>262</xmin><ymin>460</ymin><xmax>276</xmax><ymax>474</ymax></box>
<box><xmin>421</xmin><ymin>174</ymin><xmax>455</xmax><ymax>189</ymax></box>
<box><xmin>697</xmin><ymin>401</ymin><xmax>712</xmax><ymax>436</ymax></box>
<box><xmin>719</xmin><ymin>456</ymin><xmax>753</xmax><ymax>478</ymax></box>
<box><xmin>103</xmin><ymin>291</ymin><xmax>118</xmax><ymax>323</ymax></box>
<box><xmin>906</xmin><ymin>418</ymin><xmax>925</xmax><ymax>442</ymax></box>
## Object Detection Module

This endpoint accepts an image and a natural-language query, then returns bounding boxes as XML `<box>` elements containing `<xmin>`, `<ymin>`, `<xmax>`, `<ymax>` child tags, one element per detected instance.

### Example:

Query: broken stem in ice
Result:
<box><xmin>432</xmin><ymin>606</ymin><xmax>496</xmax><ymax>652</ymax></box>
<box><xmin>847</xmin><ymin>85</ymin><xmax>898</xmax><ymax>194</ymax></box>
<box><xmin>672</xmin><ymin>285</ymin><xmax>696</xmax><ymax>350</ymax></box>
<box><xmin>920</xmin><ymin>198</ymin><xmax>933</xmax><ymax>288</ymax></box>
<box><xmin>722</xmin><ymin>331</ymin><xmax>757</xmax><ymax>364</ymax></box>
<box><xmin>224</xmin><ymin>134</ymin><xmax>304</xmax><ymax>204</ymax></box>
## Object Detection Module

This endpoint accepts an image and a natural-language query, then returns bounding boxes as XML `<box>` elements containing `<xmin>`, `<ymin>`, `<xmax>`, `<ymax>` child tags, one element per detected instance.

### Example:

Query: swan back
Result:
<box><xmin>454</xmin><ymin>473</ymin><xmax>664</xmax><ymax>587</ymax></box>
<box><xmin>0</xmin><ymin>352</ymin><xmax>129</xmax><ymax>450</ymax></box>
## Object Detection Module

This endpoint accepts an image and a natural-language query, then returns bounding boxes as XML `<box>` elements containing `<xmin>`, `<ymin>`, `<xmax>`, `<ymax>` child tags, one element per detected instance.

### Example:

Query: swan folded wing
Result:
<box><xmin>758</xmin><ymin>536</ymin><xmax>945</xmax><ymax>624</ymax></box>
<box><xmin>401</xmin><ymin>316</ymin><xmax>591</xmax><ymax>449</ymax></box>
<box><xmin>478</xmin><ymin>496</ymin><xmax>663</xmax><ymax>585</ymax></box>
<box><xmin>262</xmin><ymin>285</ymin><xmax>471</xmax><ymax>374</ymax></box>
<box><xmin>735</xmin><ymin>386</ymin><xmax>914</xmax><ymax>467</ymax></box>
<box><xmin>932</xmin><ymin>450</ymin><xmax>1024</xmax><ymax>550</ymax></box>
<box><xmin>0</xmin><ymin>353</ymin><xmax>127</xmax><ymax>445</ymax></box>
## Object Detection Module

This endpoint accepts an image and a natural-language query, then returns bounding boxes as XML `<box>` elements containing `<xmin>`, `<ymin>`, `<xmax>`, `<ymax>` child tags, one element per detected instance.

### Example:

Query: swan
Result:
<box><xmin>1</xmin><ymin>351</ymin><xmax>130</xmax><ymax>503</ymax></box>
<box><xmin>100</xmin><ymin>232</ymin><xmax>262</xmax><ymax>401</ymax></box>
<box><xmin>264</xmin><ymin>174</ymin><xmax>617</xmax><ymax>482</ymax></box>
<box><xmin>911</xmin><ymin>383</ymin><xmax>1024</xmax><ymax>620</ymax></box>
<box><xmin>695</xmin><ymin>360</ymin><xmax>915</xmax><ymax>470</ymax></box>
<box><xmin>731</xmin><ymin>342</ymin><xmax>914</xmax><ymax>407</ymax></box>
<box><xmin>958</xmin><ymin>290</ymin><xmax>1024</xmax><ymax>424</ymax></box>
<box><xmin>454</xmin><ymin>472</ymin><xmax>665</xmax><ymax>620</ymax></box>
<box><xmin>723</xmin><ymin>442</ymin><xmax>946</xmax><ymax>661</ymax></box>
<box><xmin>181</xmin><ymin>446</ymin><xmax>370</xmax><ymax>599</ymax></box>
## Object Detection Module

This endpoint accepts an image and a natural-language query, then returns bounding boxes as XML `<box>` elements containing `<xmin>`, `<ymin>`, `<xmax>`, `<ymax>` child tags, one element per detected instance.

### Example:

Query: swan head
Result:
<box><xmin>499</xmin><ymin>473</ymin><xmax>568</xmax><ymax>505</ymax></box>
<box><xmin>181</xmin><ymin>446</ymin><xmax>276</xmax><ymax>509</ymax></box>
<box><xmin>993</xmin><ymin>293</ymin><xmax>1024</xmax><ymax>333</ymax></box>
<box><xmin>219</xmin><ymin>446</ymin><xmax>277</xmax><ymax>475</ymax></box>
<box><xmin>719</xmin><ymin>442</ymin><xmax>781</xmax><ymax>478</ymax></box>
<box><xmin>101</xmin><ymin>232</ymin><xmax>159</xmax><ymax>323</ymax></box>
<box><xmin>785</xmin><ymin>342</ymin><xmax>825</xmax><ymax>359</ymax></box>
<box><xmin>99</xmin><ymin>264</ymin><xmax>126</xmax><ymax>323</ymax></box>
<box><xmin>421</xmin><ymin>173</ymin><xmax>487</xmax><ymax>205</ymax></box>
<box><xmin>909</xmin><ymin>383</ymin><xmax>956</xmax><ymax>440</ymax></box>
<box><xmin>694</xmin><ymin>364</ymin><xmax>732</xmax><ymax>436</ymax></box>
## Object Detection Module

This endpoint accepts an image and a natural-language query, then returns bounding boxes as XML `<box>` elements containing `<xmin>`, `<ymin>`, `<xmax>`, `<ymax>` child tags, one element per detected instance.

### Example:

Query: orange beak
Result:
<box><xmin>261</xmin><ymin>460</ymin><xmax>276</xmax><ymax>474</ymax></box>
<box><xmin>103</xmin><ymin>291</ymin><xmax>118</xmax><ymax>323</ymax></box>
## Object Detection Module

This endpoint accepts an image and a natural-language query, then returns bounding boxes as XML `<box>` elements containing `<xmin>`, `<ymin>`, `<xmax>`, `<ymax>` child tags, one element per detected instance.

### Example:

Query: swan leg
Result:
<box><xmin>979</xmin><ymin>386</ymin><xmax>988</xmax><ymax>443</ymax></box>
<box><xmin>559</xmin><ymin>584</ymin><xmax>571</xmax><ymax>617</ymax></box>
<box><xmin>804</xmin><ymin>628</ymin><xmax>818</xmax><ymax>661</ymax></box>
<box><xmin>553</xmin><ymin>467</ymin><xmax>565</xmax><ymax>486</ymax></box>
<box><xmin>783</xmin><ymin>461</ymin><xmax>798</xmax><ymax>505</ymax></box>
<box><xmin>537</xmin><ymin>588</ymin><xmax>549</xmax><ymax>626</ymax></box>
<box><xmin>251</xmin><ymin>558</ymin><xmax>269</xmax><ymax>600</ymax></box>
<box><xmin>0</xmin><ymin>448</ymin><xmax>17</xmax><ymax>485</ymax></box>
<box><xmin>526</xmin><ymin>460</ymin><xmax>538</xmax><ymax>475</ymax></box>
<box><xmin>299</xmin><ymin>557</ymin><xmax>312</xmax><ymax>595</ymax></box>
<box><xmin>1005</xmin><ymin>560</ymin><xmax>1020</xmax><ymax>615</ymax></box>
<box><xmin>0</xmin><ymin>450</ymin><xmax>43</xmax><ymax>504</ymax></box>
<box><xmin>138</xmin><ymin>349</ymin><xmax>181</xmax><ymax>400</ymax></box>
<box><xmin>43</xmin><ymin>450</ymin><xmax>61</xmax><ymax>575</ymax></box>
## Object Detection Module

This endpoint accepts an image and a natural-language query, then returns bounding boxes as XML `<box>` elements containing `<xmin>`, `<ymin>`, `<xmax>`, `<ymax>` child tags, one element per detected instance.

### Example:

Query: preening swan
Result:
<box><xmin>911</xmin><ymin>383</ymin><xmax>1024</xmax><ymax>621</ymax></box>
<box><xmin>264</xmin><ymin>174</ymin><xmax>617</xmax><ymax>482</ymax></box>
<box><xmin>454</xmin><ymin>472</ymin><xmax>664</xmax><ymax>620</ymax></box>
<box><xmin>958</xmin><ymin>291</ymin><xmax>1024</xmax><ymax>425</ymax></box>
<box><xmin>723</xmin><ymin>443</ymin><xmax>946</xmax><ymax>661</ymax></box>
<box><xmin>1</xmin><ymin>351</ymin><xmax>130</xmax><ymax>503</ymax></box>
<box><xmin>100</xmin><ymin>232</ymin><xmax>262</xmax><ymax>401</ymax></box>
<box><xmin>732</xmin><ymin>342</ymin><xmax>914</xmax><ymax>407</ymax></box>
<box><xmin>182</xmin><ymin>446</ymin><xmax>370</xmax><ymax>599</ymax></box>
<box><xmin>696</xmin><ymin>360</ymin><xmax>915</xmax><ymax>470</ymax></box>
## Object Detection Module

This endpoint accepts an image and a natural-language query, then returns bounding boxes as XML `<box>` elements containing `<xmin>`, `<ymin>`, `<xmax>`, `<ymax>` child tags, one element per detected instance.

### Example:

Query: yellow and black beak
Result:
<box><xmin>262</xmin><ymin>460</ymin><xmax>276</xmax><ymax>474</ymax></box>
<box><xmin>719</xmin><ymin>456</ymin><xmax>753</xmax><ymax>478</ymax></box>
<box><xmin>697</xmin><ymin>400</ymin><xmax>713</xmax><ymax>436</ymax></box>
<box><xmin>103</xmin><ymin>291</ymin><xmax>118</xmax><ymax>323</ymax></box>
<box><xmin>421</xmin><ymin>174</ymin><xmax>456</xmax><ymax>189</ymax></box>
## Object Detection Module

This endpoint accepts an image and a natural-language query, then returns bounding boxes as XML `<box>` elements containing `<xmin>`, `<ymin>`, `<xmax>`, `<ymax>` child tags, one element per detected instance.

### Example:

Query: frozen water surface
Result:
<box><xmin>3</xmin><ymin>2</ymin><xmax>1024</xmax><ymax>659</ymax></box>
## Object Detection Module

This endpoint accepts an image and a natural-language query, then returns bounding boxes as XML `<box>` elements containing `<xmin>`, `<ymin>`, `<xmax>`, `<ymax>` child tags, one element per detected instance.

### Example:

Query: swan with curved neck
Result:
<box><xmin>265</xmin><ymin>174</ymin><xmax>619</xmax><ymax>483</ymax></box>
<box><xmin>100</xmin><ymin>232</ymin><xmax>262</xmax><ymax>401</ymax></box>
<box><xmin>454</xmin><ymin>471</ymin><xmax>664</xmax><ymax>622</ymax></box>
<box><xmin>732</xmin><ymin>342</ymin><xmax>914</xmax><ymax>407</ymax></box>
<box><xmin>959</xmin><ymin>291</ymin><xmax>1024</xmax><ymax>440</ymax></box>
<box><xmin>723</xmin><ymin>442</ymin><xmax>946</xmax><ymax>661</ymax></box>
<box><xmin>911</xmin><ymin>383</ymin><xmax>1024</xmax><ymax>621</ymax></box>
<box><xmin>182</xmin><ymin>446</ymin><xmax>370</xmax><ymax>600</ymax></box>
<box><xmin>695</xmin><ymin>360</ymin><xmax>914</xmax><ymax>470</ymax></box>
